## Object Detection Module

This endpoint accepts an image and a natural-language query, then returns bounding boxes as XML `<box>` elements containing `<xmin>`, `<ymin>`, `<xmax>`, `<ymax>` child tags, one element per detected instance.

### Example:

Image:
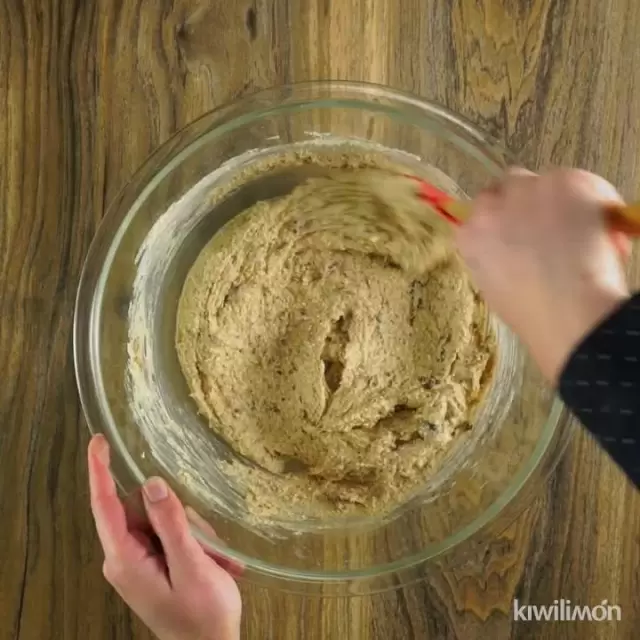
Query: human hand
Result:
<box><xmin>88</xmin><ymin>434</ymin><xmax>242</xmax><ymax>640</ymax></box>
<box><xmin>456</xmin><ymin>168</ymin><xmax>630</xmax><ymax>383</ymax></box>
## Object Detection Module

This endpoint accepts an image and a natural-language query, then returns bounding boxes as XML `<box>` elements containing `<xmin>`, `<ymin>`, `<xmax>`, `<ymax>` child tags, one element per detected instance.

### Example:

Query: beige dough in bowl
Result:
<box><xmin>175</xmin><ymin>156</ymin><xmax>496</xmax><ymax>521</ymax></box>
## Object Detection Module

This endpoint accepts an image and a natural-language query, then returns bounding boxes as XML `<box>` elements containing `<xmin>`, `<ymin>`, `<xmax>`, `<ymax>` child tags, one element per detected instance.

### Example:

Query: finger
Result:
<box><xmin>89</xmin><ymin>436</ymin><xmax>165</xmax><ymax>572</ymax></box>
<box><xmin>123</xmin><ymin>494</ymin><xmax>163</xmax><ymax>557</ymax></box>
<box><xmin>88</xmin><ymin>439</ymin><xmax>178</xmax><ymax>611</ymax></box>
<box><xmin>186</xmin><ymin>507</ymin><xmax>245</xmax><ymax>577</ymax></box>
<box><xmin>88</xmin><ymin>435</ymin><xmax>131</xmax><ymax>560</ymax></box>
<box><xmin>142</xmin><ymin>477</ymin><xmax>207</xmax><ymax>583</ymax></box>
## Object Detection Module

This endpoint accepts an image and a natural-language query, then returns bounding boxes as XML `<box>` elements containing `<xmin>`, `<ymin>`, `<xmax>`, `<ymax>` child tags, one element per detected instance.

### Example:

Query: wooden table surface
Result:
<box><xmin>2</xmin><ymin>1</ymin><xmax>640</xmax><ymax>638</ymax></box>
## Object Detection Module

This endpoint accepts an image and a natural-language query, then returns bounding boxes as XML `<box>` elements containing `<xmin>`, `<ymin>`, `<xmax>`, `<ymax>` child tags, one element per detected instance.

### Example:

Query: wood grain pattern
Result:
<box><xmin>1</xmin><ymin>0</ymin><xmax>640</xmax><ymax>638</ymax></box>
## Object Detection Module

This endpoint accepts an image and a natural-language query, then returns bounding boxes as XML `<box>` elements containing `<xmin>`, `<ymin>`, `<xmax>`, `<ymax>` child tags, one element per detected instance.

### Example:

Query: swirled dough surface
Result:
<box><xmin>176</xmin><ymin>167</ymin><xmax>495</xmax><ymax>518</ymax></box>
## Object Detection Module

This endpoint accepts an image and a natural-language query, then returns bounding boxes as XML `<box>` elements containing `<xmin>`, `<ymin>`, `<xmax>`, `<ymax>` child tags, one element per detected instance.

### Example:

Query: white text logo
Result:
<box><xmin>513</xmin><ymin>599</ymin><xmax>621</xmax><ymax>622</ymax></box>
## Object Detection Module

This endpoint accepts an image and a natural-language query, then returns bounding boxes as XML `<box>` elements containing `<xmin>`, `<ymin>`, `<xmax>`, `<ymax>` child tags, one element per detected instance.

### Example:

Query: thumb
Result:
<box><xmin>142</xmin><ymin>477</ymin><xmax>206</xmax><ymax>584</ymax></box>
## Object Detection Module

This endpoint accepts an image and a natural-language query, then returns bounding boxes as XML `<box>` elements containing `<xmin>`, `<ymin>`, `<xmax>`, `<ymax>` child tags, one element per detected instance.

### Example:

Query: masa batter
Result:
<box><xmin>176</xmin><ymin>165</ymin><xmax>495</xmax><ymax>519</ymax></box>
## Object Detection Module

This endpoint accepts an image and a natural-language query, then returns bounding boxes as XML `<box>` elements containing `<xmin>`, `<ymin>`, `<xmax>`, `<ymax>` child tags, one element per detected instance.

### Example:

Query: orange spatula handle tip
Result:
<box><xmin>606</xmin><ymin>202</ymin><xmax>640</xmax><ymax>236</ymax></box>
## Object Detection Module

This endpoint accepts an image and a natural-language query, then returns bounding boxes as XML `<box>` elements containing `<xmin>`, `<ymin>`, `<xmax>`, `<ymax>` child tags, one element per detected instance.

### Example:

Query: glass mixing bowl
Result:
<box><xmin>74</xmin><ymin>81</ymin><xmax>573</xmax><ymax>595</ymax></box>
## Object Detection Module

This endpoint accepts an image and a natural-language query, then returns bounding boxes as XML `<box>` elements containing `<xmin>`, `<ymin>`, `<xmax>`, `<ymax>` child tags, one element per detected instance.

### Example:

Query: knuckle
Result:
<box><xmin>549</xmin><ymin>168</ymin><xmax>586</xmax><ymax>189</ymax></box>
<box><xmin>472</xmin><ymin>191</ymin><xmax>500</xmax><ymax>218</ymax></box>
<box><xmin>153</xmin><ymin>504</ymin><xmax>198</xmax><ymax>552</ymax></box>
<box><xmin>102</xmin><ymin>558</ymin><xmax>129</xmax><ymax>588</ymax></box>
<box><xmin>167</xmin><ymin>527</ymin><xmax>190</xmax><ymax>549</ymax></box>
<box><xmin>548</xmin><ymin>168</ymin><xmax>593</xmax><ymax>191</ymax></box>
<box><xmin>149</xmin><ymin>493</ymin><xmax>181</xmax><ymax>521</ymax></box>
<box><xmin>547</xmin><ymin>168</ymin><xmax>621</xmax><ymax>206</ymax></box>
<box><xmin>158</xmin><ymin>522</ymin><xmax>199</xmax><ymax>559</ymax></box>
<box><xmin>504</xmin><ymin>174</ymin><xmax>536</xmax><ymax>201</ymax></box>
<box><xmin>175</xmin><ymin>530</ymin><xmax>201</xmax><ymax>557</ymax></box>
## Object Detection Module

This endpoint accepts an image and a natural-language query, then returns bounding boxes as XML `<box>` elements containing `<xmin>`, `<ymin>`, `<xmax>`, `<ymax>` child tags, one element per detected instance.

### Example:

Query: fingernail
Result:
<box><xmin>143</xmin><ymin>477</ymin><xmax>168</xmax><ymax>503</ymax></box>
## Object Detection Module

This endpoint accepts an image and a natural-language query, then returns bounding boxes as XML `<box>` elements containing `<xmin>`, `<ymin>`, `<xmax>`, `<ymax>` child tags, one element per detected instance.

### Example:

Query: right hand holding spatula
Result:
<box><xmin>458</xmin><ymin>167</ymin><xmax>640</xmax><ymax>491</ymax></box>
<box><xmin>457</xmin><ymin>168</ymin><xmax>631</xmax><ymax>383</ymax></box>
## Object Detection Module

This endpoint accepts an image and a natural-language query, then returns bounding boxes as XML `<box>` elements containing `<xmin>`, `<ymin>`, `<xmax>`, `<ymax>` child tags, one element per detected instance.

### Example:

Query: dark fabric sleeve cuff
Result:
<box><xmin>559</xmin><ymin>292</ymin><xmax>640</xmax><ymax>487</ymax></box>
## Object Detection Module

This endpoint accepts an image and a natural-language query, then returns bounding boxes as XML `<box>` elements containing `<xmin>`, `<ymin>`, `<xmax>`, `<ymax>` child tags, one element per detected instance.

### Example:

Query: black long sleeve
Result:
<box><xmin>559</xmin><ymin>293</ymin><xmax>640</xmax><ymax>488</ymax></box>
